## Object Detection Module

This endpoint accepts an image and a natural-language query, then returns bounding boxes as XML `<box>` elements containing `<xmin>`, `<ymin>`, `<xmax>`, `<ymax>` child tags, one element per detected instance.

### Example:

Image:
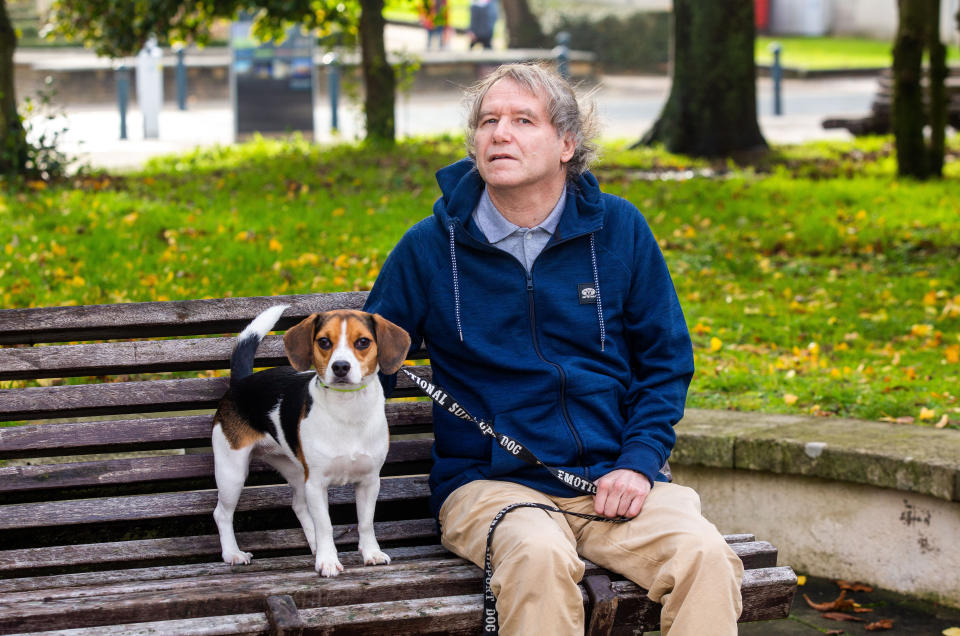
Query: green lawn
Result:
<box><xmin>756</xmin><ymin>35</ymin><xmax>960</xmax><ymax>69</ymax></box>
<box><xmin>2</xmin><ymin>134</ymin><xmax>959</xmax><ymax>429</ymax></box>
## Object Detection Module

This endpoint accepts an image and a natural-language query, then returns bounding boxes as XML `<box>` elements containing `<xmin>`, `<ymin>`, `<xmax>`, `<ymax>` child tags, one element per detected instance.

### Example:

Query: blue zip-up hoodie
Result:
<box><xmin>364</xmin><ymin>158</ymin><xmax>694</xmax><ymax>518</ymax></box>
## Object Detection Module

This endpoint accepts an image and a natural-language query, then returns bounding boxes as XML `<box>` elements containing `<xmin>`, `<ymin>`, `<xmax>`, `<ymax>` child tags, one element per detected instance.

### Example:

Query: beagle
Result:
<box><xmin>211</xmin><ymin>304</ymin><xmax>411</xmax><ymax>577</ymax></box>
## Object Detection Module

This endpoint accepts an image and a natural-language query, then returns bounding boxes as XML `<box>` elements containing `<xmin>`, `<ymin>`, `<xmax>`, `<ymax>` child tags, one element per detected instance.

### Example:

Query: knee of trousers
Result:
<box><xmin>490</xmin><ymin>533</ymin><xmax>585</xmax><ymax>594</ymax></box>
<box><xmin>649</xmin><ymin>531</ymin><xmax>744</xmax><ymax>598</ymax></box>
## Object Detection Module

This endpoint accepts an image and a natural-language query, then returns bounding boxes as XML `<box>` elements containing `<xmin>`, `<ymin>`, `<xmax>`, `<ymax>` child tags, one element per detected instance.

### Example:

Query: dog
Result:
<box><xmin>211</xmin><ymin>304</ymin><xmax>411</xmax><ymax>577</ymax></box>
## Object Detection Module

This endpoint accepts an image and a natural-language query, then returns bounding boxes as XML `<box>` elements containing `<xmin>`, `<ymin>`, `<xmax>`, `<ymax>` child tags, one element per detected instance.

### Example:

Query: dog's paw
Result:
<box><xmin>222</xmin><ymin>550</ymin><xmax>253</xmax><ymax>565</ymax></box>
<box><xmin>362</xmin><ymin>549</ymin><xmax>391</xmax><ymax>566</ymax></box>
<box><xmin>315</xmin><ymin>555</ymin><xmax>344</xmax><ymax>577</ymax></box>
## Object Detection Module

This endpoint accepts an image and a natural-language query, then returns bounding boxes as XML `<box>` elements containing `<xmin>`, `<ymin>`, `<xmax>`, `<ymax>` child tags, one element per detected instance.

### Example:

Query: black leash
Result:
<box><xmin>400</xmin><ymin>367</ymin><xmax>628</xmax><ymax>634</ymax></box>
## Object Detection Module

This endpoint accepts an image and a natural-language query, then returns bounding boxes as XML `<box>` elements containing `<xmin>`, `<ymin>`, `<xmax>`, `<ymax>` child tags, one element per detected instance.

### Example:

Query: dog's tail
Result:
<box><xmin>230</xmin><ymin>304</ymin><xmax>290</xmax><ymax>385</ymax></box>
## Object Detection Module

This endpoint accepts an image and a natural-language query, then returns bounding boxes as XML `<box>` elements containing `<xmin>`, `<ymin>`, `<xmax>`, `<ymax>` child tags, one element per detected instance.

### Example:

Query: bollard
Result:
<box><xmin>324</xmin><ymin>52</ymin><xmax>340</xmax><ymax>133</ymax></box>
<box><xmin>554</xmin><ymin>31</ymin><xmax>570</xmax><ymax>80</ymax></box>
<box><xmin>176</xmin><ymin>47</ymin><xmax>187</xmax><ymax>111</ymax></box>
<box><xmin>769</xmin><ymin>42</ymin><xmax>782</xmax><ymax>116</ymax></box>
<box><xmin>116</xmin><ymin>63</ymin><xmax>130</xmax><ymax>140</ymax></box>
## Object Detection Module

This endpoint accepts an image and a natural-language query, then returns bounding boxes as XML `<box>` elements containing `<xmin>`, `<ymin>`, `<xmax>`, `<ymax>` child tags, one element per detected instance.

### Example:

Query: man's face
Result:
<box><xmin>474</xmin><ymin>78</ymin><xmax>575</xmax><ymax>192</ymax></box>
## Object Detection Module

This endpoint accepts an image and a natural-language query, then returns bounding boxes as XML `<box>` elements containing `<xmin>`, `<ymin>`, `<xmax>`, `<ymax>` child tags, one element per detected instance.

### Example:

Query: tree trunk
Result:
<box><xmin>893</xmin><ymin>0</ymin><xmax>946</xmax><ymax>179</ymax></box>
<box><xmin>0</xmin><ymin>0</ymin><xmax>27</xmax><ymax>177</ymax></box>
<box><xmin>924</xmin><ymin>0</ymin><xmax>946</xmax><ymax>177</ymax></box>
<box><xmin>358</xmin><ymin>0</ymin><xmax>395</xmax><ymax>143</ymax></box>
<box><xmin>893</xmin><ymin>0</ymin><xmax>928</xmax><ymax>177</ymax></box>
<box><xmin>638</xmin><ymin>0</ymin><xmax>766</xmax><ymax>157</ymax></box>
<box><xmin>501</xmin><ymin>0</ymin><xmax>546</xmax><ymax>48</ymax></box>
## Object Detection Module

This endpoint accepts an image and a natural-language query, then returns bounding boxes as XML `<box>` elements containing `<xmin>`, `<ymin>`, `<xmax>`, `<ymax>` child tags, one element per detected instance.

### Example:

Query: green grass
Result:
<box><xmin>756</xmin><ymin>35</ymin><xmax>960</xmax><ymax>70</ymax></box>
<box><xmin>2</xmin><ymin>134</ymin><xmax>959</xmax><ymax>429</ymax></box>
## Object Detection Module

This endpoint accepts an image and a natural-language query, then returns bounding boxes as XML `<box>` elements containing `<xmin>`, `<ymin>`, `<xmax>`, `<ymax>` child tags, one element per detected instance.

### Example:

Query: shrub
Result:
<box><xmin>551</xmin><ymin>11</ymin><xmax>670</xmax><ymax>73</ymax></box>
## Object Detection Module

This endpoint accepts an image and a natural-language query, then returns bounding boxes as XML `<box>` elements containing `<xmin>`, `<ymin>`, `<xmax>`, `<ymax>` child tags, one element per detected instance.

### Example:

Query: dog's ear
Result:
<box><xmin>283</xmin><ymin>313</ymin><xmax>320</xmax><ymax>371</ymax></box>
<box><xmin>372</xmin><ymin>314</ymin><xmax>411</xmax><ymax>375</ymax></box>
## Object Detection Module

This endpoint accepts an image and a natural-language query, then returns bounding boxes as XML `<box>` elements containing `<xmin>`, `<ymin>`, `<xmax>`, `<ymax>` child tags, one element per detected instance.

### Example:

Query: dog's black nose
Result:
<box><xmin>332</xmin><ymin>361</ymin><xmax>351</xmax><ymax>378</ymax></box>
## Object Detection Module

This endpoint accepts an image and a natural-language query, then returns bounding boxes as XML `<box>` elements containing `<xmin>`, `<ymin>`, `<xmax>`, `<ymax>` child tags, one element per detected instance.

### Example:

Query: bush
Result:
<box><xmin>551</xmin><ymin>11</ymin><xmax>670</xmax><ymax>73</ymax></box>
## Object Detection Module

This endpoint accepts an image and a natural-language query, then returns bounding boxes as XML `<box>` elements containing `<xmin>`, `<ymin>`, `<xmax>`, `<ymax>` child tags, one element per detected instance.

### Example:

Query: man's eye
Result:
<box><xmin>317</xmin><ymin>337</ymin><xmax>332</xmax><ymax>350</ymax></box>
<box><xmin>519</xmin><ymin>118</ymin><xmax>531</xmax><ymax>124</ymax></box>
<box><xmin>355</xmin><ymin>337</ymin><xmax>371</xmax><ymax>350</ymax></box>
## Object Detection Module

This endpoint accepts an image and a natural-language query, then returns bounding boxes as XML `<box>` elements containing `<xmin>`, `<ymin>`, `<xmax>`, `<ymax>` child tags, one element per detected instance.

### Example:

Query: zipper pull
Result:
<box><xmin>526</xmin><ymin>275</ymin><xmax>533</xmax><ymax>291</ymax></box>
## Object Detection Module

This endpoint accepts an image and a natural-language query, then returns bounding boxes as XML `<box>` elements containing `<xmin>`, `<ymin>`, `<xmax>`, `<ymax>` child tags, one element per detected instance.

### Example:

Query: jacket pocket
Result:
<box><xmin>489</xmin><ymin>400</ymin><xmax>579</xmax><ymax>478</ymax></box>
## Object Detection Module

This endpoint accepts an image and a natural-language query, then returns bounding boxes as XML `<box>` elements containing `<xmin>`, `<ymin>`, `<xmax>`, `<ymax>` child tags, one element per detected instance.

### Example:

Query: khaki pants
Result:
<box><xmin>439</xmin><ymin>479</ymin><xmax>743</xmax><ymax>636</ymax></box>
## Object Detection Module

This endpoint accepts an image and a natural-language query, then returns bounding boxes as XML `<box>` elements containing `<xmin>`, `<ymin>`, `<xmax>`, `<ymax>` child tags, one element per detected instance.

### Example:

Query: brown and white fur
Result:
<box><xmin>211</xmin><ymin>305</ymin><xmax>411</xmax><ymax>576</ymax></box>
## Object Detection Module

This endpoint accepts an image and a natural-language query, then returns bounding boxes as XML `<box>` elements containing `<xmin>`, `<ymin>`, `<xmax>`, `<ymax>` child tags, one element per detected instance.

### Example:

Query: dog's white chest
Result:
<box><xmin>322</xmin><ymin>452</ymin><xmax>379</xmax><ymax>485</ymax></box>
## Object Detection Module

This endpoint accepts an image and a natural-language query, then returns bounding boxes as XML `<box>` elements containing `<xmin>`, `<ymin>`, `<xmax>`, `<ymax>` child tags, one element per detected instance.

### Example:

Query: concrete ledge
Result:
<box><xmin>673</xmin><ymin>409</ymin><xmax>960</xmax><ymax>502</ymax></box>
<box><xmin>671</xmin><ymin>410</ymin><xmax>960</xmax><ymax>608</ymax></box>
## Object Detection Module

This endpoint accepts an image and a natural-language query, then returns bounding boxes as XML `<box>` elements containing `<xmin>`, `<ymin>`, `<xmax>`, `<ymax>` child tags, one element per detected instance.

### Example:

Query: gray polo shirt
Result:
<box><xmin>472</xmin><ymin>186</ymin><xmax>566</xmax><ymax>274</ymax></box>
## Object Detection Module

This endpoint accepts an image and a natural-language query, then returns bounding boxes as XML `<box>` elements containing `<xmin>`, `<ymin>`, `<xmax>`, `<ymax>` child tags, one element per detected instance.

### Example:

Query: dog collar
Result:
<box><xmin>317</xmin><ymin>377</ymin><xmax>373</xmax><ymax>393</ymax></box>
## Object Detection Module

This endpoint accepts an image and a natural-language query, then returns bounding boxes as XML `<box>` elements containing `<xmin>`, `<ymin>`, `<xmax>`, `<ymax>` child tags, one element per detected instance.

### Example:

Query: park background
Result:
<box><xmin>3</xmin><ymin>0</ymin><xmax>960</xmax><ymax>632</ymax></box>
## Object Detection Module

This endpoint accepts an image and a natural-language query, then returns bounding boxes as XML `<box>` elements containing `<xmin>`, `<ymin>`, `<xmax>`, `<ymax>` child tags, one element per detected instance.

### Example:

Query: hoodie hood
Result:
<box><xmin>433</xmin><ymin>158</ymin><xmax>605</xmax><ymax>242</ymax></box>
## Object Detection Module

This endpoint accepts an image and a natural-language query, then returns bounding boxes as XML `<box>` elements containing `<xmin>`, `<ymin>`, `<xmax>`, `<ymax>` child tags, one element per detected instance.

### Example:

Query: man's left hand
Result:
<box><xmin>593</xmin><ymin>469</ymin><xmax>651</xmax><ymax>519</ymax></box>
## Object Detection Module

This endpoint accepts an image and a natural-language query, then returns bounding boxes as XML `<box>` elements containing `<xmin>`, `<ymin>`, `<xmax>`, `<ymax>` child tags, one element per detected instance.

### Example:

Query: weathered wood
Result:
<box><xmin>585</xmin><ymin>574</ymin><xmax>618</xmax><ymax>636</ymax></box>
<box><xmin>0</xmin><ymin>293</ymin><xmax>368</xmax><ymax>346</ymax></box>
<box><xmin>0</xmin><ymin>476</ymin><xmax>430</xmax><ymax>531</ymax></box>
<box><xmin>0</xmin><ymin>336</ymin><xmax>288</xmax><ymax>381</ymax></box>
<box><xmin>0</xmin><ymin>520</ymin><xmax>441</xmax><ymax>577</ymax></box>
<box><xmin>0</xmin><ymin>559</ymin><xmax>482</xmax><ymax>633</ymax></box>
<box><xmin>298</xmin><ymin>594</ymin><xmax>483</xmax><ymax>635</ymax></box>
<box><xmin>0</xmin><ymin>402</ymin><xmax>432</xmax><ymax>460</ymax></box>
<box><xmin>264</xmin><ymin>595</ymin><xmax>304</xmax><ymax>636</ymax></box>
<box><xmin>4</xmin><ymin>613</ymin><xmax>270</xmax><ymax>636</ymax></box>
<box><xmin>1</xmin><ymin>440</ymin><xmax>434</xmax><ymax>496</ymax></box>
<box><xmin>0</xmin><ymin>367</ymin><xmax>430</xmax><ymax>421</ymax></box>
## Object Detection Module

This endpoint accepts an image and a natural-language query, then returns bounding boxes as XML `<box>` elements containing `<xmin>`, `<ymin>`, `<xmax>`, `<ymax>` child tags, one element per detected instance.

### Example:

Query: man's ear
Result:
<box><xmin>283</xmin><ymin>313</ymin><xmax>319</xmax><ymax>371</ymax></box>
<box><xmin>372</xmin><ymin>314</ymin><xmax>412</xmax><ymax>375</ymax></box>
<box><xmin>560</xmin><ymin>133</ymin><xmax>576</xmax><ymax>164</ymax></box>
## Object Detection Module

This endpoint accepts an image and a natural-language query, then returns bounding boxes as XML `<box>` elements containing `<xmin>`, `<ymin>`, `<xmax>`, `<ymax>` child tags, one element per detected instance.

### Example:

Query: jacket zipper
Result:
<box><xmin>526</xmin><ymin>272</ymin><xmax>586</xmax><ymax>467</ymax></box>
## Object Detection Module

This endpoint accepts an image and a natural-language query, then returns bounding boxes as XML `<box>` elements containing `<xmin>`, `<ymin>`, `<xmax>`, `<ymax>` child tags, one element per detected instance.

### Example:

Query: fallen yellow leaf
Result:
<box><xmin>919</xmin><ymin>407</ymin><xmax>936</xmax><ymax>421</ymax></box>
<box><xmin>709</xmin><ymin>337</ymin><xmax>723</xmax><ymax>352</ymax></box>
<box><xmin>941</xmin><ymin>629</ymin><xmax>960</xmax><ymax>636</ymax></box>
<box><xmin>784</xmin><ymin>394</ymin><xmax>799</xmax><ymax>406</ymax></box>
<box><xmin>797</xmin><ymin>575</ymin><xmax>807</xmax><ymax>586</ymax></box>
<box><xmin>936</xmin><ymin>414</ymin><xmax>949</xmax><ymax>429</ymax></box>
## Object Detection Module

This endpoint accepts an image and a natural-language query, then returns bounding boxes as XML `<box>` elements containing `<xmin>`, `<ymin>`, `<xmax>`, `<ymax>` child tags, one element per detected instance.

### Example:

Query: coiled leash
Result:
<box><xmin>400</xmin><ymin>367</ymin><xmax>629</xmax><ymax>634</ymax></box>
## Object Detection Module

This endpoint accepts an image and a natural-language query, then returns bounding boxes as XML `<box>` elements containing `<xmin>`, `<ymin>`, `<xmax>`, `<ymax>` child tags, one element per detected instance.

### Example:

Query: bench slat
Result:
<box><xmin>1</xmin><ymin>439</ymin><xmax>434</xmax><ymax>495</ymax></box>
<box><xmin>0</xmin><ymin>519</ymin><xmax>439</xmax><ymax>577</ymax></box>
<box><xmin>0</xmin><ymin>368</ymin><xmax>430</xmax><ymax>422</ymax></box>
<box><xmin>0</xmin><ymin>563</ymin><xmax>795</xmax><ymax>635</ymax></box>
<box><xmin>0</xmin><ymin>336</ymin><xmax>290</xmax><ymax>381</ymax></box>
<box><xmin>0</xmin><ymin>476</ymin><xmax>430</xmax><ymax>531</ymax></box>
<box><xmin>0</xmin><ymin>559</ymin><xmax>482</xmax><ymax>633</ymax></box>
<box><xmin>0</xmin><ymin>293</ymin><xmax>367</xmax><ymax>345</ymax></box>
<box><xmin>0</xmin><ymin>402</ymin><xmax>432</xmax><ymax>460</ymax></box>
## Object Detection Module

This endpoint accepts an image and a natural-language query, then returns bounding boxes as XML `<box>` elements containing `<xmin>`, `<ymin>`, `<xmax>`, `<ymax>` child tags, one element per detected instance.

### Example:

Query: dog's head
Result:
<box><xmin>283</xmin><ymin>310</ymin><xmax>411</xmax><ymax>385</ymax></box>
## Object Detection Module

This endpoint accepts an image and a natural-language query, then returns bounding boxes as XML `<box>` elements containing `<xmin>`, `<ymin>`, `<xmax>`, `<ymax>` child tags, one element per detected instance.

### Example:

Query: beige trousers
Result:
<box><xmin>438</xmin><ymin>479</ymin><xmax>743</xmax><ymax>636</ymax></box>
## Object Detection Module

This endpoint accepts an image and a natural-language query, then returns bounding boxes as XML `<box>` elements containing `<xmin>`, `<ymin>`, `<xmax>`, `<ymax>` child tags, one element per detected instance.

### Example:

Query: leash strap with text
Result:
<box><xmin>399</xmin><ymin>367</ymin><xmax>629</xmax><ymax>634</ymax></box>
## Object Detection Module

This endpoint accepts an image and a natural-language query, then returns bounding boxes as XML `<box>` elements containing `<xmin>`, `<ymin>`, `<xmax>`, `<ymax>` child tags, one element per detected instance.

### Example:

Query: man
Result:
<box><xmin>364</xmin><ymin>63</ymin><xmax>742</xmax><ymax>635</ymax></box>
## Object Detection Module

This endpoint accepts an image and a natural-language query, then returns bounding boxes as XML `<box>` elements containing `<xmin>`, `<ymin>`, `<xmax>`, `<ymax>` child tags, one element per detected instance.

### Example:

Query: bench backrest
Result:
<box><xmin>0</xmin><ymin>292</ymin><xmax>437</xmax><ymax>573</ymax></box>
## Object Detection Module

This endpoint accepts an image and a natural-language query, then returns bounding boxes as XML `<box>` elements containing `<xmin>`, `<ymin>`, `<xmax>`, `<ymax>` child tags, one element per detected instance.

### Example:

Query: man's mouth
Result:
<box><xmin>488</xmin><ymin>154</ymin><xmax>515</xmax><ymax>162</ymax></box>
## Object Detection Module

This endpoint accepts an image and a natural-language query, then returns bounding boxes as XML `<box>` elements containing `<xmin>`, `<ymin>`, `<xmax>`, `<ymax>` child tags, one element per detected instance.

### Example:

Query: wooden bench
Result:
<box><xmin>0</xmin><ymin>292</ymin><xmax>797</xmax><ymax>635</ymax></box>
<box><xmin>822</xmin><ymin>67</ymin><xmax>960</xmax><ymax>135</ymax></box>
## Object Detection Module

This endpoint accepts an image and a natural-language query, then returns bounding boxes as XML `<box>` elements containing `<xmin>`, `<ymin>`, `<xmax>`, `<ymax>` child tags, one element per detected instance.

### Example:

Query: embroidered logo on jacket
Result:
<box><xmin>578</xmin><ymin>283</ymin><xmax>597</xmax><ymax>304</ymax></box>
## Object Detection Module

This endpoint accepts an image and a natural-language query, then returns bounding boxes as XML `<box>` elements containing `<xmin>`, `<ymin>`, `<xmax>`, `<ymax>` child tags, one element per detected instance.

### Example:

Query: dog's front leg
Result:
<box><xmin>304</xmin><ymin>476</ymin><xmax>342</xmax><ymax>577</ymax></box>
<box><xmin>355</xmin><ymin>476</ymin><xmax>390</xmax><ymax>566</ymax></box>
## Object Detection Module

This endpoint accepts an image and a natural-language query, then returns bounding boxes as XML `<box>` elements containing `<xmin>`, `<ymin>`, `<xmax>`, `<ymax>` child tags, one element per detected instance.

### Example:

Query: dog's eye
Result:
<box><xmin>317</xmin><ymin>337</ymin><xmax>333</xmax><ymax>350</ymax></box>
<box><xmin>355</xmin><ymin>337</ymin><xmax>371</xmax><ymax>350</ymax></box>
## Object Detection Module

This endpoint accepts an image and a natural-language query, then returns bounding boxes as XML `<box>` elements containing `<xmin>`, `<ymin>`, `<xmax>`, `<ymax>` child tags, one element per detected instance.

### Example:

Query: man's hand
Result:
<box><xmin>593</xmin><ymin>469</ymin><xmax>652</xmax><ymax>519</ymax></box>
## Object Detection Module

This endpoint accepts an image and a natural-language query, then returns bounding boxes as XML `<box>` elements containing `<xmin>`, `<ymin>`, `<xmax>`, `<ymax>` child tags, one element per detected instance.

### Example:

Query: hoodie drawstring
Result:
<box><xmin>449</xmin><ymin>224</ymin><xmax>464</xmax><ymax>342</ymax></box>
<box><xmin>590</xmin><ymin>233</ymin><xmax>606</xmax><ymax>351</ymax></box>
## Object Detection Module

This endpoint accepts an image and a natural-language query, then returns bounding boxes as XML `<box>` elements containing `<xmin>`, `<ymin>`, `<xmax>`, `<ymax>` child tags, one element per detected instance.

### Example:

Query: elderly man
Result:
<box><xmin>365</xmin><ymin>63</ymin><xmax>742</xmax><ymax>635</ymax></box>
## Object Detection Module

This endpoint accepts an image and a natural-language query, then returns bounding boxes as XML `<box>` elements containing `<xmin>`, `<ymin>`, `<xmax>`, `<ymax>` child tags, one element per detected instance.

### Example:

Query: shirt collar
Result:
<box><xmin>473</xmin><ymin>186</ymin><xmax>567</xmax><ymax>243</ymax></box>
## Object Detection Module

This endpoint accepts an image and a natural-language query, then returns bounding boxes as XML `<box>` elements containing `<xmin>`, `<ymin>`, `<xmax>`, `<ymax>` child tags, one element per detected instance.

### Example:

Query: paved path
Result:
<box><xmin>25</xmin><ymin>73</ymin><xmax>876</xmax><ymax>171</ymax></box>
<box><xmin>19</xmin><ymin>23</ymin><xmax>879</xmax><ymax>171</ymax></box>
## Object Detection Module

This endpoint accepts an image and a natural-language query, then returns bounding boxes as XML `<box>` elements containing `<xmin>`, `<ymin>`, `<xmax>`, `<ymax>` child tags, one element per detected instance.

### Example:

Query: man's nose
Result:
<box><xmin>492</xmin><ymin>119</ymin><xmax>511</xmax><ymax>142</ymax></box>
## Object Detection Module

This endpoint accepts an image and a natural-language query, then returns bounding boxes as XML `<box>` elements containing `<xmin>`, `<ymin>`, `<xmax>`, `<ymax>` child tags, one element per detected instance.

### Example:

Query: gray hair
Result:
<box><xmin>464</xmin><ymin>63</ymin><xmax>600</xmax><ymax>180</ymax></box>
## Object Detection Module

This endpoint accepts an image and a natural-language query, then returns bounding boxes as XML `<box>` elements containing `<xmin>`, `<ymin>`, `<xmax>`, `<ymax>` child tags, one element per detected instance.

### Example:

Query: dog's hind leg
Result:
<box><xmin>212</xmin><ymin>424</ymin><xmax>255</xmax><ymax>565</ymax></box>
<box><xmin>263</xmin><ymin>453</ymin><xmax>317</xmax><ymax>554</ymax></box>
<box><xmin>355</xmin><ymin>476</ymin><xmax>390</xmax><ymax>566</ymax></box>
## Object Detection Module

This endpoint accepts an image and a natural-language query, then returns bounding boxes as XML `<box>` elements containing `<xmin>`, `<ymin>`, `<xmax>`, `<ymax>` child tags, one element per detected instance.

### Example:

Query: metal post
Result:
<box><xmin>769</xmin><ymin>42</ymin><xmax>782</xmax><ymax>116</ymax></box>
<box><xmin>555</xmin><ymin>31</ymin><xmax>570</xmax><ymax>80</ymax></box>
<box><xmin>176</xmin><ymin>47</ymin><xmax>187</xmax><ymax>110</ymax></box>
<box><xmin>116</xmin><ymin>64</ymin><xmax>129</xmax><ymax>140</ymax></box>
<box><xmin>324</xmin><ymin>53</ymin><xmax>340</xmax><ymax>133</ymax></box>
